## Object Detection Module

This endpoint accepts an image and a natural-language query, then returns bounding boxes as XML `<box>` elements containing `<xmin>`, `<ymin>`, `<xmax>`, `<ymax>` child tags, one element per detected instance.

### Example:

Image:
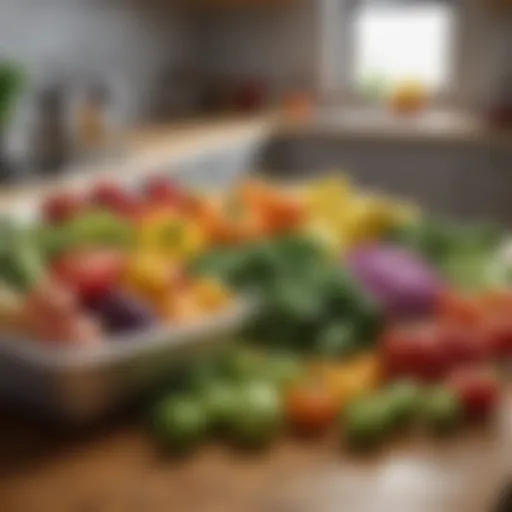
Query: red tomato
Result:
<box><xmin>438</xmin><ymin>291</ymin><xmax>485</xmax><ymax>327</ymax></box>
<box><xmin>382</xmin><ymin>323</ymin><xmax>449</xmax><ymax>381</ymax></box>
<box><xmin>440</xmin><ymin>322</ymin><xmax>488</xmax><ymax>369</ymax></box>
<box><xmin>448</xmin><ymin>366</ymin><xmax>501</xmax><ymax>419</ymax></box>
<box><xmin>481</xmin><ymin>316</ymin><xmax>512</xmax><ymax>359</ymax></box>
<box><xmin>145</xmin><ymin>175</ymin><xmax>184</xmax><ymax>205</ymax></box>
<box><xmin>89</xmin><ymin>180</ymin><xmax>140</xmax><ymax>217</ymax></box>
<box><xmin>42</xmin><ymin>192</ymin><xmax>85</xmax><ymax>224</ymax></box>
<box><xmin>53</xmin><ymin>249</ymin><xmax>126</xmax><ymax>303</ymax></box>
<box><xmin>286</xmin><ymin>381</ymin><xmax>340</xmax><ymax>435</ymax></box>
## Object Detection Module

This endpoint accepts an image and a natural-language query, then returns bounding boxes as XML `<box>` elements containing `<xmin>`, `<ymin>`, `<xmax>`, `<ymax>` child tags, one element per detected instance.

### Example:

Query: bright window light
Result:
<box><xmin>353</xmin><ymin>3</ymin><xmax>454</xmax><ymax>93</ymax></box>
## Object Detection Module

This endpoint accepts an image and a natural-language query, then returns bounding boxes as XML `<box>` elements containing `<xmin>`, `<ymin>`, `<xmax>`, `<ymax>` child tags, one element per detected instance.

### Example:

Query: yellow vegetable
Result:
<box><xmin>302</xmin><ymin>220</ymin><xmax>344</xmax><ymax>257</ymax></box>
<box><xmin>191</xmin><ymin>277</ymin><xmax>232</xmax><ymax>311</ymax></box>
<box><xmin>138</xmin><ymin>212</ymin><xmax>205</xmax><ymax>262</ymax></box>
<box><xmin>312</xmin><ymin>354</ymin><xmax>381</xmax><ymax>403</ymax></box>
<box><xmin>124</xmin><ymin>252</ymin><xmax>171</xmax><ymax>300</ymax></box>
<box><xmin>303</xmin><ymin>174</ymin><xmax>354</xmax><ymax>221</ymax></box>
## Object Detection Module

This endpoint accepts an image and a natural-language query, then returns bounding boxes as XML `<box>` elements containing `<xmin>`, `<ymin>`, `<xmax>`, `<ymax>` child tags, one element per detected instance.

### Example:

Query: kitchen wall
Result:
<box><xmin>193</xmin><ymin>0</ymin><xmax>512</xmax><ymax>109</ymax></box>
<box><xmin>1</xmin><ymin>0</ymin><xmax>195</xmax><ymax>161</ymax></box>
<box><xmin>195</xmin><ymin>0</ymin><xmax>318</xmax><ymax>99</ymax></box>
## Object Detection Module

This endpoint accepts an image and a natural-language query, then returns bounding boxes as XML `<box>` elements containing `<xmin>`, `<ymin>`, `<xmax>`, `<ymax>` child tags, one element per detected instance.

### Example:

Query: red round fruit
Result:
<box><xmin>145</xmin><ymin>175</ymin><xmax>183</xmax><ymax>204</ymax></box>
<box><xmin>89</xmin><ymin>180</ymin><xmax>142</xmax><ymax>218</ymax></box>
<box><xmin>440</xmin><ymin>322</ymin><xmax>488</xmax><ymax>369</ymax></box>
<box><xmin>90</xmin><ymin>180</ymin><xmax>127</xmax><ymax>205</ymax></box>
<box><xmin>42</xmin><ymin>192</ymin><xmax>85</xmax><ymax>223</ymax></box>
<box><xmin>448</xmin><ymin>366</ymin><xmax>501</xmax><ymax>419</ymax></box>
<box><xmin>382</xmin><ymin>323</ymin><xmax>449</xmax><ymax>381</ymax></box>
<box><xmin>53</xmin><ymin>248</ymin><xmax>126</xmax><ymax>304</ymax></box>
<box><xmin>481</xmin><ymin>316</ymin><xmax>512</xmax><ymax>359</ymax></box>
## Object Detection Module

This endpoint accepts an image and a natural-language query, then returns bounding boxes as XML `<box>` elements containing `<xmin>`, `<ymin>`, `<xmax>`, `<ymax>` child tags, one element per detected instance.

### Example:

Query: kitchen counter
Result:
<box><xmin>2</xmin><ymin>109</ymin><xmax>512</xmax><ymax>208</ymax></box>
<box><xmin>1</xmin><ymin>398</ymin><xmax>511</xmax><ymax>512</ymax></box>
<box><xmin>0</xmin><ymin>114</ymin><xmax>275</xmax><ymax>209</ymax></box>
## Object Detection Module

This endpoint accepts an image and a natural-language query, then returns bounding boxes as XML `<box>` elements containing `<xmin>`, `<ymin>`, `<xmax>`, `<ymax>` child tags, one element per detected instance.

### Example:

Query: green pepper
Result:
<box><xmin>0</xmin><ymin>222</ymin><xmax>45</xmax><ymax>291</ymax></box>
<box><xmin>152</xmin><ymin>395</ymin><xmax>210</xmax><ymax>453</ymax></box>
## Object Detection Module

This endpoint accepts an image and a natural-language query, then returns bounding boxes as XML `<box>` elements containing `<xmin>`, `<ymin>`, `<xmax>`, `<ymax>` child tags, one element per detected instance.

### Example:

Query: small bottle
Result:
<box><xmin>74</xmin><ymin>81</ymin><xmax>110</xmax><ymax>159</ymax></box>
<box><xmin>30</xmin><ymin>83</ymin><xmax>70</xmax><ymax>172</ymax></box>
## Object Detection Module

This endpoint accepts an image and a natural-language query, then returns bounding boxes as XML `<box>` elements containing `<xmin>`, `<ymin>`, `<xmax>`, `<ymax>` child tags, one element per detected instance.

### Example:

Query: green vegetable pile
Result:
<box><xmin>151</xmin><ymin>346</ymin><xmax>303</xmax><ymax>453</ymax></box>
<box><xmin>193</xmin><ymin>234</ymin><xmax>383</xmax><ymax>356</ymax></box>
<box><xmin>343</xmin><ymin>381</ymin><xmax>462</xmax><ymax>451</ymax></box>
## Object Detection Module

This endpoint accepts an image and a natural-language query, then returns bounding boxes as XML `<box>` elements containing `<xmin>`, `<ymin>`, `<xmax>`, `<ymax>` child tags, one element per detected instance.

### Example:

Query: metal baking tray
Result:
<box><xmin>0</xmin><ymin>298</ymin><xmax>254</xmax><ymax>422</ymax></box>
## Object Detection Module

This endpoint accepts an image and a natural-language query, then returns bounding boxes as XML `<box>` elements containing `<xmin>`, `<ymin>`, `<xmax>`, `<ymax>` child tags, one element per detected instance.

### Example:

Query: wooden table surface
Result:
<box><xmin>2</xmin><ymin>394</ymin><xmax>512</xmax><ymax>512</ymax></box>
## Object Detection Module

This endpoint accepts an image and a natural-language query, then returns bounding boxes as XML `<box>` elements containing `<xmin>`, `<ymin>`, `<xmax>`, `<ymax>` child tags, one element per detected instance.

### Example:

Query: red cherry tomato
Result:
<box><xmin>42</xmin><ymin>192</ymin><xmax>85</xmax><ymax>224</ymax></box>
<box><xmin>382</xmin><ymin>323</ymin><xmax>449</xmax><ymax>381</ymax></box>
<box><xmin>145</xmin><ymin>175</ymin><xmax>184</xmax><ymax>205</ymax></box>
<box><xmin>286</xmin><ymin>380</ymin><xmax>340</xmax><ymax>435</ymax></box>
<box><xmin>481</xmin><ymin>315</ymin><xmax>512</xmax><ymax>359</ymax></box>
<box><xmin>438</xmin><ymin>291</ymin><xmax>486</xmax><ymax>327</ymax></box>
<box><xmin>89</xmin><ymin>180</ymin><xmax>141</xmax><ymax>218</ymax></box>
<box><xmin>53</xmin><ymin>249</ymin><xmax>126</xmax><ymax>304</ymax></box>
<box><xmin>448</xmin><ymin>366</ymin><xmax>501</xmax><ymax>419</ymax></box>
<box><xmin>440</xmin><ymin>322</ymin><xmax>488</xmax><ymax>369</ymax></box>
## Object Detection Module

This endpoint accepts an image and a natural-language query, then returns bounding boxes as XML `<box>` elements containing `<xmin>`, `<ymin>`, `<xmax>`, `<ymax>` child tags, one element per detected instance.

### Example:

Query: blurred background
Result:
<box><xmin>0</xmin><ymin>0</ymin><xmax>510</xmax><ymax>178</ymax></box>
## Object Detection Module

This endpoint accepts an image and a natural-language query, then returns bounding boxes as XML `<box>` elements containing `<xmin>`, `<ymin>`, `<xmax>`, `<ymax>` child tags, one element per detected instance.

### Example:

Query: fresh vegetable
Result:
<box><xmin>138</xmin><ymin>210</ymin><xmax>205</xmax><ymax>263</ymax></box>
<box><xmin>89</xmin><ymin>289</ymin><xmax>156</xmax><ymax>334</ymax></box>
<box><xmin>0</xmin><ymin>283</ymin><xmax>26</xmax><ymax>335</ymax></box>
<box><xmin>262</xmin><ymin>353</ymin><xmax>304</xmax><ymax>389</ymax></box>
<box><xmin>220</xmin><ymin>346</ymin><xmax>268</xmax><ymax>381</ymax></box>
<box><xmin>317</xmin><ymin>322</ymin><xmax>358</xmax><ymax>358</ymax></box>
<box><xmin>153</xmin><ymin>395</ymin><xmax>209</xmax><ymax>453</ymax></box>
<box><xmin>89</xmin><ymin>180</ymin><xmax>136</xmax><ymax>212</ymax></box>
<box><xmin>53</xmin><ymin>248</ymin><xmax>126</xmax><ymax>303</ymax></box>
<box><xmin>343</xmin><ymin>396</ymin><xmax>393</xmax><ymax>450</ymax></box>
<box><xmin>64</xmin><ymin>210</ymin><xmax>135</xmax><ymax>250</ymax></box>
<box><xmin>384</xmin><ymin>380</ymin><xmax>422</xmax><ymax>428</ymax></box>
<box><xmin>286</xmin><ymin>379</ymin><xmax>340</xmax><ymax>435</ymax></box>
<box><xmin>422</xmin><ymin>386</ymin><xmax>462</xmax><ymax>435</ymax></box>
<box><xmin>315</xmin><ymin>354</ymin><xmax>381</xmax><ymax>403</ymax></box>
<box><xmin>124</xmin><ymin>251</ymin><xmax>178</xmax><ymax>302</ymax></box>
<box><xmin>42</xmin><ymin>191</ymin><xmax>85</xmax><ymax>224</ymax></box>
<box><xmin>201</xmin><ymin>381</ymin><xmax>239</xmax><ymax>427</ymax></box>
<box><xmin>382</xmin><ymin>323</ymin><xmax>449</xmax><ymax>381</ymax></box>
<box><xmin>228</xmin><ymin>380</ymin><xmax>283</xmax><ymax>447</ymax></box>
<box><xmin>144</xmin><ymin>175</ymin><xmax>185</xmax><ymax>207</ymax></box>
<box><xmin>22</xmin><ymin>278</ymin><xmax>103</xmax><ymax>345</ymax></box>
<box><xmin>348</xmin><ymin>244</ymin><xmax>442</xmax><ymax>318</ymax></box>
<box><xmin>448</xmin><ymin>367</ymin><xmax>501</xmax><ymax>420</ymax></box>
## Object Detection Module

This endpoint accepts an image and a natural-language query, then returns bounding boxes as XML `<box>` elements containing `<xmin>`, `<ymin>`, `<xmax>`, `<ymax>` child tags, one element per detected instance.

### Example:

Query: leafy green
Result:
<box><xmin>0</xmin><ymin>218</ymin><xmax>45</xmax><ymax>291</ymax></box>
<box><xmin>192</xmin><ymin>234</ymin><xmax>382</xmax><ymax>354</ymax></box>
<box><xmin>0</xmin><ymin>61</ymin><xmax>24</xmax><ymax>129</ymax></box>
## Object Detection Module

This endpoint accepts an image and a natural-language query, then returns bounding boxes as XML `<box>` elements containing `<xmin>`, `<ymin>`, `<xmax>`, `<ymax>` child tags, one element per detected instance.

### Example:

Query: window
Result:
<box><xmin>352</xmin><ymin>1</ymin><xmax>455</xmax><ymax>97</ymax></box>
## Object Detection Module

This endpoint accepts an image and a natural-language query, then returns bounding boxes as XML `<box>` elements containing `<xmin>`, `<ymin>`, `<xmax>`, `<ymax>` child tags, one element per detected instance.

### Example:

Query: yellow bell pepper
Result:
<box><xmin>190</xmin><ymin>277</ymin><xmax>232</xmax><ymax>311</ymax></box>
<box><xmin>138</xmin><ymin>211</ymin><xmax>205</xmax><ymax>263</ymax></box>
<box><xmin>124</xmin><ymin>251</ymin><xmax>172</xmax><ymax>301</ymax></box>
<box><xmin>312</xmin><ymin>353</ymin><xmax>382</xmax><ymax>403</ymax></box>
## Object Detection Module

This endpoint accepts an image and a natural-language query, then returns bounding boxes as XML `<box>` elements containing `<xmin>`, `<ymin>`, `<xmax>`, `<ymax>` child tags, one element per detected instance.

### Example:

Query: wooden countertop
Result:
<box><xmin>1</xmin><ymin>396</ymin><xmax>512</xmax><ymax>512</ymax></box>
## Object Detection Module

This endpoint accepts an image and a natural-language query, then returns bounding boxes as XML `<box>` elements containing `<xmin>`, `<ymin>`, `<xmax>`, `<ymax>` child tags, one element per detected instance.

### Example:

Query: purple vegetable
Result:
<box><xmin>347</xmin><ymin>244</ymin><xmax>443</xmax><ymax>318</ymax></box>
<box><xmin>88</xmin><ymin>290</ymin><xmax>157</xmax><ymax>334</ymax></box>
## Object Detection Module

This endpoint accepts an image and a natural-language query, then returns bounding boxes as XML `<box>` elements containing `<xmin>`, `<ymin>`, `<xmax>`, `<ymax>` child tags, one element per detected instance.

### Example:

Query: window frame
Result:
<box><xmin>317</xmin><ymin>0</ymin><xmax>465</xmax><ymax>109</ymax></box>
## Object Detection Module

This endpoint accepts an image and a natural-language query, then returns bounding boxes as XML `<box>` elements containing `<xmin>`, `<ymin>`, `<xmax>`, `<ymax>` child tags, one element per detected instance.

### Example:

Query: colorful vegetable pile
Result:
<box><xmin>147</xmin><ymin>174</ymin><xmax>511</xmax><ymax>455</ymax></box>
<box><xmin>0</xmin><ymin>172</ymin><xmax>509</xmax><ymax>455</ymax></box>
